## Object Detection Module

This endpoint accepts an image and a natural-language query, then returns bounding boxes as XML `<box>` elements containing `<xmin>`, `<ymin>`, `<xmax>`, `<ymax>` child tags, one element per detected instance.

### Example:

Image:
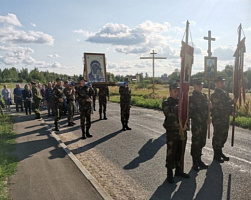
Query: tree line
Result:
<box><xmin>0</xmin><ymin>65</ymin><xmax>250</xmax><ymax>93</ymax></box>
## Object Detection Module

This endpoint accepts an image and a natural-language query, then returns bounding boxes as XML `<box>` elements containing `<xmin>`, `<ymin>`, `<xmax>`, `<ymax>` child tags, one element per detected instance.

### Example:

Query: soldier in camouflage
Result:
<box><xmin>119</xmin><ymin>79</ymin><xmax>131</xmax><ymax>131</ymax></box>
<box><xmin>53</xmin><ymin>78</ymin><xmax>64</xmax><ymax>131</ymax></box>
<box><xmin>76</xmin><ymin>77</ymin><xmax>94</xmax><ymax>139</ymax></box>
<box><xmin>189</xmin><ymin>78</ymin><xmax>210</xmax><ymax>171</ymax></box>
<box><xmin>98</xmin><ymin>86</ymin><xmax>109</xmax><ymax>120</ymax></box>
<box><xmin>210</xmin><ymin>76</ymin><xmax>237</xmax><ymax>163</ymax></box>
<box><xmin>64</xmin><ymin>80</ymin><xmax>76</xmax><ymax>126</ymax></box>
<box><xmin>31</xmin><ymin>81</ymin><xmax>42</xmax><ymax>119</ymax></box>
<box><xmin>162</xmin><ymin>82</ymin><xmax>190</xmax><ymax>183</ymax></box>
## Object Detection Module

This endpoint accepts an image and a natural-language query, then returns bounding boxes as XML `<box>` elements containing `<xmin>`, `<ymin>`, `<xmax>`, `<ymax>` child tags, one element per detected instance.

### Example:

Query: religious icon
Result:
<box><xmin>204</xmin><ymin>57</ymin><xmax>217</xmax><ymax>80</ymax></box>
<box><xmin>183</xmin><ymin>53</ymin><xmax>192</xmax><ymax>83</ymax></box>
<box><xmin>84</xmin><ymin>53</ymin><xmax>107</xmax><ymax>82</ymax></box>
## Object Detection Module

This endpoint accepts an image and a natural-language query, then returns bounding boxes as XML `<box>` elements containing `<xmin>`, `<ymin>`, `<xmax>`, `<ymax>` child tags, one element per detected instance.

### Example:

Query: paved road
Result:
<box><xmin>10</xmin><ymin>113</ymin><xmax>103</xmax><ymax>200</ymax></box>
<box><xmin>41</xmin><ymin>102</ymin><xmax>251</xmax><ymax>200</ymax></box>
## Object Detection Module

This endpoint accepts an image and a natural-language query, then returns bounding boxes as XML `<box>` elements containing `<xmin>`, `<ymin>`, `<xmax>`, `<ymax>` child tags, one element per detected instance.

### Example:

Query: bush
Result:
<box><xmin>230</xmin><ymin>116</ymin><xmax>251</xmax><ymax>130</ymax></box>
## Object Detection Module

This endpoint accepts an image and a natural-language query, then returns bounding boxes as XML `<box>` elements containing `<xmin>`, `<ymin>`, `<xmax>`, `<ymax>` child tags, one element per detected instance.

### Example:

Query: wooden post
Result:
<box><xmin>140</xmin><ymin>50</ymin><xmax>166</xmax><ymax>94</ymax></box>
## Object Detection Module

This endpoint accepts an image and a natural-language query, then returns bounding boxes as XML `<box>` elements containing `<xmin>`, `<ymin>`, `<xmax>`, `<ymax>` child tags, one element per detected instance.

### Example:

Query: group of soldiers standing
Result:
<box><xmin>163</xmin><ymin>76</ymin><xmax>237</xmax><ymax>183</ymax></box>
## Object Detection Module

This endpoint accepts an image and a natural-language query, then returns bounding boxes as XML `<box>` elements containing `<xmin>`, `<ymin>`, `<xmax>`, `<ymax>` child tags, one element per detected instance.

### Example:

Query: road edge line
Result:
<box><xmin>41</xmin><ymin>119</ymin><xmax>113</xmax><ymax>200</ymax></box>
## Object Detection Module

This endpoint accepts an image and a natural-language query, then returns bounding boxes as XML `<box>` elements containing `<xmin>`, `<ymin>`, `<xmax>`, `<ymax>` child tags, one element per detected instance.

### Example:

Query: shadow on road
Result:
<box><xmin>124</xmin><ymin>133</ymin><xmax>166</xmax><ymax>170</ymax></box>
<box><xmin>72</xmin><ymin>130</ymin><xmax>123</xmax><ymax>154</ymax></box>
<box><xmin>195</xmin><ymin>160</ymin><xmax>223</xmax><ymax>200</ymax></box>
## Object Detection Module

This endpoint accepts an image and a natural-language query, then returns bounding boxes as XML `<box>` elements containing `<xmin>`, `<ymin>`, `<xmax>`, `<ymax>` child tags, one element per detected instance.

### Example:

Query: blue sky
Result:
<box><xmin>0</xmin><ymin>0</ymin><xmax>251</xmax><ymax>77</ymax></box>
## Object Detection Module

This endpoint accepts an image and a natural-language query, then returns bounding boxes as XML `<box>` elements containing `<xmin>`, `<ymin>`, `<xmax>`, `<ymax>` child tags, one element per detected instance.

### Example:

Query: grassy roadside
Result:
<box><xmin>109</xmin><ymin>84</ymin><xmax>251</xmax><ymax>130</ymax></box>
<box><xmin>0</xmin><ymin>115</ymin><xmax>17</xmax><ymax>199</ymax></box>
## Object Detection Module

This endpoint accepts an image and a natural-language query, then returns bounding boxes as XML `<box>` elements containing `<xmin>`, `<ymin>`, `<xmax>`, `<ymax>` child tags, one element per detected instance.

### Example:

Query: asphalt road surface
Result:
<box><xmin>41</xmin><ymin>102</ymin><xmax>251</xmax><ymax>200</ymax></box>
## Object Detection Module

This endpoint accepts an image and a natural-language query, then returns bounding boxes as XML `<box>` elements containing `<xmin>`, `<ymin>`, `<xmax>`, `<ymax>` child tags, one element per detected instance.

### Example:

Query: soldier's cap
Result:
<box><xmin>193</xmin><ymin>78</ymin><xmax>204</xmax><ymax>85</ymax></box>
<box><xmin>30</xmin><ymin>81</ymin><xmax>36</xmax><ymax>85</ymax></box>
<box><xmin>214</xmin><ymin>75</ymin><xmax>225</xmax><ymax>82</ymax></box>
<box><xmin>79</xmin><ymin>77</ymin><xmax>87</xmax><ymax>81</ymax></box>
<box><xmin>169</xmin><ymin>82</ymin><xmax>180</xmax><ymax>90</ymax></box>
<box><xmin>56</xmin><ymin>78</ymin><xmax>62</xmax><ymax>82</ymax></box>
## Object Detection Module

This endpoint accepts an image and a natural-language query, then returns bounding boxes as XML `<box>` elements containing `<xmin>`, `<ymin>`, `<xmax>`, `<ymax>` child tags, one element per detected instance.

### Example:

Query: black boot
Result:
<box><xmin>125</xmin><ymin>123</ymin><xmax>131</xmax><ymax>130</ymax></box>
<box><xmin>55</xmin><ymin>124</ymin><xmax>59</xmax><ymax>131</ymax></box>
<box><xmin>99</xmin><ymin>113</ymin><xmax>102</xmax><ymax>120</ymax></box>
<box><xmin>86</xmin><ymin>127</ymin><xmax>93</xmax><ymax>138</ymax></box>
<box><xmin>192</xmin><ymin>157</ymin><xmax>200</xmax><ymax>171</ymax></box>
<box><xmin>103</xmin><ymin>113</ymin><xmax>107</xmax><ymax>120</ymax></box>
<box><xmin>175</xmin><ymin>167</ymin><xmax>190</xmax><ymax>178</ymax></box>
<box><xmin>214</xmin><ymin>149</ymin><xmax>224</xmax><ymax>163</ymax></box>
<box><xmin>220</xmin><ymin>150</ymin><xmax>230</xmax><ymax>161</ymax></box>
<box><xmin>82</xmin><ymin>129</ymin><xmax>86</xmax><ymax>139</ymax></box>
<box><xmin>198</xmin><ymin>155</ymin><xmax>208</xmax><ymax>169</ymax></box>
<box><xmin>167</xmin><ymin>169</ymin><xmax>174</xmax><ymax>183</ymax></box>
<box><xmin>122</xmin><ymin>122</ymin><xmax>126</xmax><ymax>131</ymax></box>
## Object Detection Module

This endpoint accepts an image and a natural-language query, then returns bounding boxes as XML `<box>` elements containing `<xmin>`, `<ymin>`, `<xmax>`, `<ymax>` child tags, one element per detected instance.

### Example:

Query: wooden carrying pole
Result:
<box><xmin>204</xmin><ymin>30</ymin><xmax>216</xmax><ymax>139</ymax></box>
<box><xmin>232</xmin><ymin>24</ymin><xmax>242</xmax><ymax>147</ymax></box>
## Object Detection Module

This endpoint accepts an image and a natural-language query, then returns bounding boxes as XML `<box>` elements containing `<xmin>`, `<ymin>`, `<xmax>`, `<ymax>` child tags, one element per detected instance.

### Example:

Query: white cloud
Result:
<box><xmin>213</xmin><ymin>46</ymin><xmax>235</xmax><ymax>60</ymax></box>
<box><xmin>47</xmin><ymin>54</ymin><xmax>60</xmax><ymax>58</ymax></box>
<box><xmin>246</xmin><ymin>27</ymin><xmax>251</xmax><ymax>31</ymax></box>
<box><xmin>31</xmin><ymin>23</ymin><xmax>36</xmax><ymax>27</ymax></box>
<box><xmin>0</xmin><ymin>13</ymin><xmax>22</xmax><ymax>27</ymax></box>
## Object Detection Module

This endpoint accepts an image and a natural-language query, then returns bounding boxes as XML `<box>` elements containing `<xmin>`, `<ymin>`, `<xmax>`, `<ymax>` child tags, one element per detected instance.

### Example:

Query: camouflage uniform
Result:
<box><xmin>98</xmin><ymin>86</ymin><xmax>109</xmax><ymax>119</ymax></box>
<box><xmin>210</xmin><ymin>88</ymin><xmax>234</xmax><ymax>155</ymax></box>
<box><xmin>93</xmin><ymin>87</ymin><xmax>97</xmax><ymax>111</ymax></box>
<box><xmin>76</xmin><ymin>85</ymin><xmax>94</xmax><ymax>135</ymax></box>
<box><xmin>189</xmin><ymin>90</ymin><xmax>208</xmax><ymax>159</ymax></box>
<box><xmin>64</xmin><ymin>86</ymin><xmax>76</xmax><ymax>124</ymax></box>
<box><xmin>119</xmin><ymin>86</ymin><xmax>131</xmax><ymax>130</ymax></box>
<box><xmin>53</xmin><ymin>85</ymin><xmax>64</xmax><ymax>128</ymax></box>
<box><xmin>162</xmin><ymin>97</ymin><xmax>183</xmax><ymax>169</ymax></box>
<box><xmin>31</xmin><ymin>84</ymin><xmax>42</xmax><ymax>119</ymax></box>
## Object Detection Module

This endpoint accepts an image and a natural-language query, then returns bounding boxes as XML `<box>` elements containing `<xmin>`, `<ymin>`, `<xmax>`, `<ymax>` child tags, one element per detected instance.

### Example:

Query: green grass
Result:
<box><xmin>0</xmin><ymin>115</ymin><xmax>17</xmax><ymax>199</ymax></box>
<box><xmin>0</xmin><ymin>83</ymin><xmax>16</xmax><ymax>89</ymax></box>
<box><xmin>230</xmin><ymin>116</ymin><xmax>251</xmax><ymax>130</ymax></box>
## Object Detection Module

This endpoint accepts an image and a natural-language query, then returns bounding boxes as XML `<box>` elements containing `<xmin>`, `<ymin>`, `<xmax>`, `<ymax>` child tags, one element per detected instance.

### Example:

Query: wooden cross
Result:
<box><xmin>140</xmin><ymin>50</ymin><xmax>166</xmax><ymax>93</ymax></box>
<box><xmin>204</xmin><ymin>30</ymin><xmax>215</xmax><ymax>57</ymax></box>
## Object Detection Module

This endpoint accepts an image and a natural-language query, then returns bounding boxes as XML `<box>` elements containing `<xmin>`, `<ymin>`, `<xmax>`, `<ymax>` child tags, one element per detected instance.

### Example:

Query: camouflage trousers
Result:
<box><xmin>190</xmin><ymin>121</ymin><xmax>207</xmax><ymax>158</ymax></box>
<box><xmin>80</xmin><ymin>108</ymin><xmax>91</xmax><ymax>129</ymax></box>
<box><xmin>165</xmin><ymin>130</ymin><xmax>187</xmax><ymax>169</ymax></box>
<box><xmin>32</xmin><ymin>100</ymin><xmax>41</xmax><ymax>118</ymax></box>
<box><xmin>53</xmin><ymin>102</ymin><xmax>64</xmax><ymax>125</ymax></box>
<box><xmin>67</xmin><ymin>100</ymin><xmax>75</xmax><ymax>123</ymax></box>
<box><xmin>120</xmin><ymin>103</ymin><xmax>130</xmax><ymax>124</ymax></box>
<box><xmin>212</xmin><ymin>119</ymin><xmax>229</xmax><ymax>151</ymax></box>
<box><xmin>99</xmin><ymin>100</ymin><xmax>107</xmax><ymax>114</ymax></box>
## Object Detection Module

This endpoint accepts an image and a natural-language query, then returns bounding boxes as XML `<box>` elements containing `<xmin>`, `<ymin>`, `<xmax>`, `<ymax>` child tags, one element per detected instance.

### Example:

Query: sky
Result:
<box><xmin>0</xmin><ymin>0</ymin><xmax>251</xmax><ymax>77</ymax></box>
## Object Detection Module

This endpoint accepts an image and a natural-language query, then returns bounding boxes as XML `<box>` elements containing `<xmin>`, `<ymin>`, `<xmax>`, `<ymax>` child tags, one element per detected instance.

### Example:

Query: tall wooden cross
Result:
<box><xmin>204</xmin><ymin>30</ymin><xmax>215</xmax><ymax>57</ymax></box>
<box><xmin>204</xmin><ymin>30</ymin><xmax>216</xmax><ymax>139</ymax></box>
<box><xmin>140</xmin><ymin>50</ymin><xmax>166</xmax><ymax>93</ymax></box>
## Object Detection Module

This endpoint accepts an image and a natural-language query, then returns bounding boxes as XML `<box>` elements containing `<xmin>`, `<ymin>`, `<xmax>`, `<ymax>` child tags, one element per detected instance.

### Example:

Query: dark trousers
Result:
<box><xmin>80</xmin><ymin>108</ymin><xmax>91</xmax><ymax>129</ymax></box>
<box><xmin>16</xmin><ymin>99</ymin><xmax>23</xmax><ymax>112</ymax></box>
<box><xmin>24</xmin><ymin>100</ymin><xmax>31</xmax><ymax>115</ymax></box>
<box><xmin>47</xmin><ymin>99</ymin><xmax>53</xmax><ymax>115</ymax></box>
<box><xmin>120</xmin><ymin>103</ymin><xmax>130</xmax><ymax>124</ymax></box>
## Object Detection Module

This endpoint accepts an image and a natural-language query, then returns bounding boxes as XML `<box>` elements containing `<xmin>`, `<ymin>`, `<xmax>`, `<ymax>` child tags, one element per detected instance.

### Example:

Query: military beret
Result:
<box><xmin>214</xmin><ymin>75</ymin><xmax>225</xmax><ymax>82</ymax></box>
<box><xmin>56</xmin><ymin>78</ymin><xmax>62</xmax><ymax>82</ymax></box>
<box><xmin>64</xmin><ymin>80</ymin><xmax>69</xmax><ymax>84</ymax></box>
<box><xmin>30</xmin><ymin>81</ymin><xmax>36</xmax><ymax>85</ymax></box>
<box><xmin>169</xmin><ymin>82</ymin><xmax>180</xmax><ymax>90</ymax></box>
<box><xmin>193</xmin><ymin>78</ymin><xmax>203</xmax><ymax>85</ymax></box>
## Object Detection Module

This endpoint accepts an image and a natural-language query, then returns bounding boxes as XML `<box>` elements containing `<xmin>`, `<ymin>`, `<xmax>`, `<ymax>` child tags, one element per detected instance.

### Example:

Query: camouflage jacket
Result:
<box><xmin>53</xmin><ymin>85</ymin><xmax>64</xmax><ymax>104</ymax></box>
<box><xmin>162</xmin><ymin>97</ymin><xmax>180</xmax><ymax>131</ymax></box>
<box><xmin>189</xmin><ymin>90</ymin><xmax>208</xmax><ymax>123</ymax></box>
<box><xmin>31</xmin><ymin>86</ymin><xmax>42</xmax><ymax>101</ymax></box>
<box><xmin>210</xmin><ymin>88</ymin><xmax>234</xmax><ymax>120</ymax></box>
<box><xmin>76</xmin><ymin>86</ymin><xmax>94</xmax><ymax>109</ymax></box>
<box><xmin>99</xmin><ymin>86</ymin><xmax>109</xmax><ymax>101</ymax></box>
<box><xmin>63</xmin><ymin>87</ymin><xmax>75</xmax><ymax>101</ymax></box>
<box><xmin>119</xmin><ymin>86</ymin><xmax>131</xmax><ymax>104</ymax></box>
